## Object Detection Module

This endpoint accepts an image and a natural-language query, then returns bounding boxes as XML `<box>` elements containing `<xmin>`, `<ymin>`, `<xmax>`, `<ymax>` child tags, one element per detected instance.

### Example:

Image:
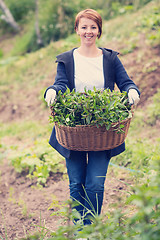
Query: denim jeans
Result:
<box><xmin>65</xmin><ymin>151</ymin><xmax>110</xmax><ymax>225</ymax></box>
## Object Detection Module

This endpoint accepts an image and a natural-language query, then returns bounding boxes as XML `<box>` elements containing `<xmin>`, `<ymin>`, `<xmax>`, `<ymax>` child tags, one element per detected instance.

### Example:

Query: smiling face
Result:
<box><xmin>76</xmin><ymin>17</ymin><xmax>99</xmax><ymax>47</ymax></box>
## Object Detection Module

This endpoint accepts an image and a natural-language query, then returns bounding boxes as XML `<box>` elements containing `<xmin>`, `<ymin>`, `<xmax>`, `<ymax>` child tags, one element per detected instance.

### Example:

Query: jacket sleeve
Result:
<box><xmin>114</xmin><ymin>56</ymin><xmax>140</xmax><ymax>95</ymax></box>
<box><xmin>44</xmin><ymin>62</ymin><xmax>69</xmax><ymax>98</ymax></box>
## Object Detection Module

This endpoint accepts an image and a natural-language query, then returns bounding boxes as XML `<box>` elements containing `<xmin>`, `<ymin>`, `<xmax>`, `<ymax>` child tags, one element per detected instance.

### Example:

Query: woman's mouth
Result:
<box><xmin>85</xmin><ymin>35</ymin><xmax>93</xmax><ymax>39</ymax></box>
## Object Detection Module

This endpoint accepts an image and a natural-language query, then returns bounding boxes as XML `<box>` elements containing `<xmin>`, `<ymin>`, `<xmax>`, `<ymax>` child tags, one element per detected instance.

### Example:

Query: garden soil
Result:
<box><xmin>0</xmin><ymin>157</ymin><xmax>129</xmax><ymax>239</ymax></box>
<box><xmin>0</xmin><ymin>40</ymin><xmax>160</xmax><ymax>239</ymax></box>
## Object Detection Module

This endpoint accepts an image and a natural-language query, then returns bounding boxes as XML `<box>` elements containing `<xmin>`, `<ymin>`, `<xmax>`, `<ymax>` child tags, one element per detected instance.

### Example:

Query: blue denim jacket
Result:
<box><xmin>44</xmin><ymin>48</ymin><xmax>140</xmax><ymax>158</ymax></box>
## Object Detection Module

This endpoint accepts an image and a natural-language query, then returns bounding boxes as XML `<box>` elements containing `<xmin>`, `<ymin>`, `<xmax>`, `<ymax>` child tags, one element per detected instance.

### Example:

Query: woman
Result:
<box><xmin>44</xmin><ymin>9</ymin><xmax>140</xmax><ymax>226</ymax></box>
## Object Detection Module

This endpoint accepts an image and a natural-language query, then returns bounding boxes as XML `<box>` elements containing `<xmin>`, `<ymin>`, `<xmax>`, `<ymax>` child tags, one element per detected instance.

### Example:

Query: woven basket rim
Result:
<box><xmin>55</xmin><ymin>116</ymin><xmax>132</xmax><ymax>129</ymax></box>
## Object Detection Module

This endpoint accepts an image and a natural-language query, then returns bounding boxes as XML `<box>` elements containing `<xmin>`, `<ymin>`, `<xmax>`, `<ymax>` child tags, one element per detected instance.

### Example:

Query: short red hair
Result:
<box><xmin>74</xmin><ymin>9</ymin><xmax>102</xmax><ymax>39</ymax></box>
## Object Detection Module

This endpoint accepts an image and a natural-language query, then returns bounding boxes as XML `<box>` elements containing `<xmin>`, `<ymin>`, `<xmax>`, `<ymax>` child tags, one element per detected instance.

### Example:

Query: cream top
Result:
<box><xmin>73</xmin><ymin>49</ymin><xmax>104</xmax><ymax>92</ymax></box>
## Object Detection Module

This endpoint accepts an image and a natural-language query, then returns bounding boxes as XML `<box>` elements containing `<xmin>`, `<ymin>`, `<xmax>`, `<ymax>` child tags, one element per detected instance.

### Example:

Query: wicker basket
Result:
<box><xmin>55</xmin><ymin>117</ymin><xmax>132</xmax><ymax>151</ymax></box>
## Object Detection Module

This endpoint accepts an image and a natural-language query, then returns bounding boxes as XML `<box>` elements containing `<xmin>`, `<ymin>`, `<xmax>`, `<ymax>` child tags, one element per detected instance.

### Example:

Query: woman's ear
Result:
<box><xmin>75</xmin><ymin>27</ymin><xmax>79</xmax><ymax>36</ymax></box>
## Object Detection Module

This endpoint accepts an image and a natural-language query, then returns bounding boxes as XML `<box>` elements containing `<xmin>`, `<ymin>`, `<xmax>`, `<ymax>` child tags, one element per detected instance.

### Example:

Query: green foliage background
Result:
<box><xmin>0</xmin><ymin>0</ymin><xmax>154</xmax><ymax>53</ymax></box>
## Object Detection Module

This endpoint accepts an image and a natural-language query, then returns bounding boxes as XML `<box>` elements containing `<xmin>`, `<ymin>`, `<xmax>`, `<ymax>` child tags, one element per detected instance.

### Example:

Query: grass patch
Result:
<box><xmin>101</xmin><ymin>1</ymin><xmax>160</xmax><ymax>48</ymax></box>
<box><xmin>146</xmin><ymin>88</ymin><xmax>160</xmax><ymax>125</ymax></box>
<box><xmin>0</xmin><ymin>120</ymin><xmax>51</xmax><ymax>140</ymax></box>
<box><xmin>111</xmin><ymin>101</ymin><xmax>160</xmax><ymax>176</ymax></box>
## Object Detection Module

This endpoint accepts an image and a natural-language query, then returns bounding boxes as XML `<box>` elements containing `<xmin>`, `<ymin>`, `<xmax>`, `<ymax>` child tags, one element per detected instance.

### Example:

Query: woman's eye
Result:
<box><xmin>81</xmin><ymin>26</ymin><xmax>97</xmax><ymax>30</ymax></box>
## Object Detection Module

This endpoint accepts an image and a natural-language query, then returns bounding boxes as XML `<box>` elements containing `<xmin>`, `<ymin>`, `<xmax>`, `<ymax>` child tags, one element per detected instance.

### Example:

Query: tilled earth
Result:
<box><xmin>0</xmin><ymin>158</ymin><xmax>130</xmax><ymax>239</ymax></box>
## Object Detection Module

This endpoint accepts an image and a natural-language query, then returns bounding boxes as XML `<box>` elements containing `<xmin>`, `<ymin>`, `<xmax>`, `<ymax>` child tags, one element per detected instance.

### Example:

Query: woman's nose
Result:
<box><xmin>86</xmin><ymin>27</ymin><xmax>92</xmax><ymax>33</ymax></box>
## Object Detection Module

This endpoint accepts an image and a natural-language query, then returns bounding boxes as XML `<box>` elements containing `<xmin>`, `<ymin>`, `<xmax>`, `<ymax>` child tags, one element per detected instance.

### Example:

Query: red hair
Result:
<box><xmin>74</xmin><ymin>9</ymin><xmax>102</xmax><ymax>39</ymax></box>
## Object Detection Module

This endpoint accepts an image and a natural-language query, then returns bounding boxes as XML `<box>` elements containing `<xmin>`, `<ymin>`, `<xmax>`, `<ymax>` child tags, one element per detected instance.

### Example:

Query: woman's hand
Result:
<box><xmin>45</xmin><ymin>89</ymin><xmax>56</xmax><ymax>106</ymax></box>
<box><xmin>128</xmin><ymin>89</ymin><xmax>140</xmax><ymax>105</ymax></box>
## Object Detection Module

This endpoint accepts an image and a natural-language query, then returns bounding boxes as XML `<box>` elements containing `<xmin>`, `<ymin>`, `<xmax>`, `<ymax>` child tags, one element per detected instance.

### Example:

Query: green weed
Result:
<box><xmin>8</xmin><ymin>187</ymin><xmax>16</xmax><ymax>204</ymax></box>
<box><xmin>20</xmin><ymin>212</ymin><xmax>51</xmax><ymax>240</ymax></box>
<box><xmin>23</xmin><ymin>211</ymin><xmax>52</xmax><ymax>240</ymax></box>
<box><xmin>18</xmin><ymin>193</ymin><xmax>30</xmax><ymax>218</ymax></box>
<box><xmin>20</xmin><ymin>232</ymin><xmax>40</xmax><ymax>240</ymax></box>
<box><xmin>0</xmin><ymin>210</ymin><xmax>8</xmax><ymax>240</ymax></box>
<box><xmin>7</xmin><ymin>139</ymin><xmax>66</xmax><ymax>186</ymax></box>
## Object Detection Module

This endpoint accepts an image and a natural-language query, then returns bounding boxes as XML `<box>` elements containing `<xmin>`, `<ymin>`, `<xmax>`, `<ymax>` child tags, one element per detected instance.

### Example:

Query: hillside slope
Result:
<box><xmin>0</xmin><ymin>1</ymin><xmax>159</xmax><ymax>124</ymax></box>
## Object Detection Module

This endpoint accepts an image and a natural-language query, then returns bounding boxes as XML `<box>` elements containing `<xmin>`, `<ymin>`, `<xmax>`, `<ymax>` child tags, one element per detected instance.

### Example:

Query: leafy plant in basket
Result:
<box><xmin>50</xmin><ymin>87</ymin><xmax>132</xmax><ymax>133</ymax></box>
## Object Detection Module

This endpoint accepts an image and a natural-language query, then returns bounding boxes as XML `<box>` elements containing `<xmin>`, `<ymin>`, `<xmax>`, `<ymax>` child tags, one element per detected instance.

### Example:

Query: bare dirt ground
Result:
<box><xmin>0</xmin><ymin>158</ymin><xmax>130</xmax><ymax>239</ymax></box>
<box><xmin>0</xmin><ymin>37</ymin><xmax>160</xmax><ymax>239</ymax></box>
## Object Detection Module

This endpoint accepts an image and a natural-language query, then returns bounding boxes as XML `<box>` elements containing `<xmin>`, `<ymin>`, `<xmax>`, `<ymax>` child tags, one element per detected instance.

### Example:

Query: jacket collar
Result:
<box><xmin>56</xmin><ymin>47</ymin><xmax>118</xmax><ymax>63</ymax></box>
<box><xmin>55</xmin><ymin>47</ymin><xmax>119</xmax><ymax>90</ymax></box>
